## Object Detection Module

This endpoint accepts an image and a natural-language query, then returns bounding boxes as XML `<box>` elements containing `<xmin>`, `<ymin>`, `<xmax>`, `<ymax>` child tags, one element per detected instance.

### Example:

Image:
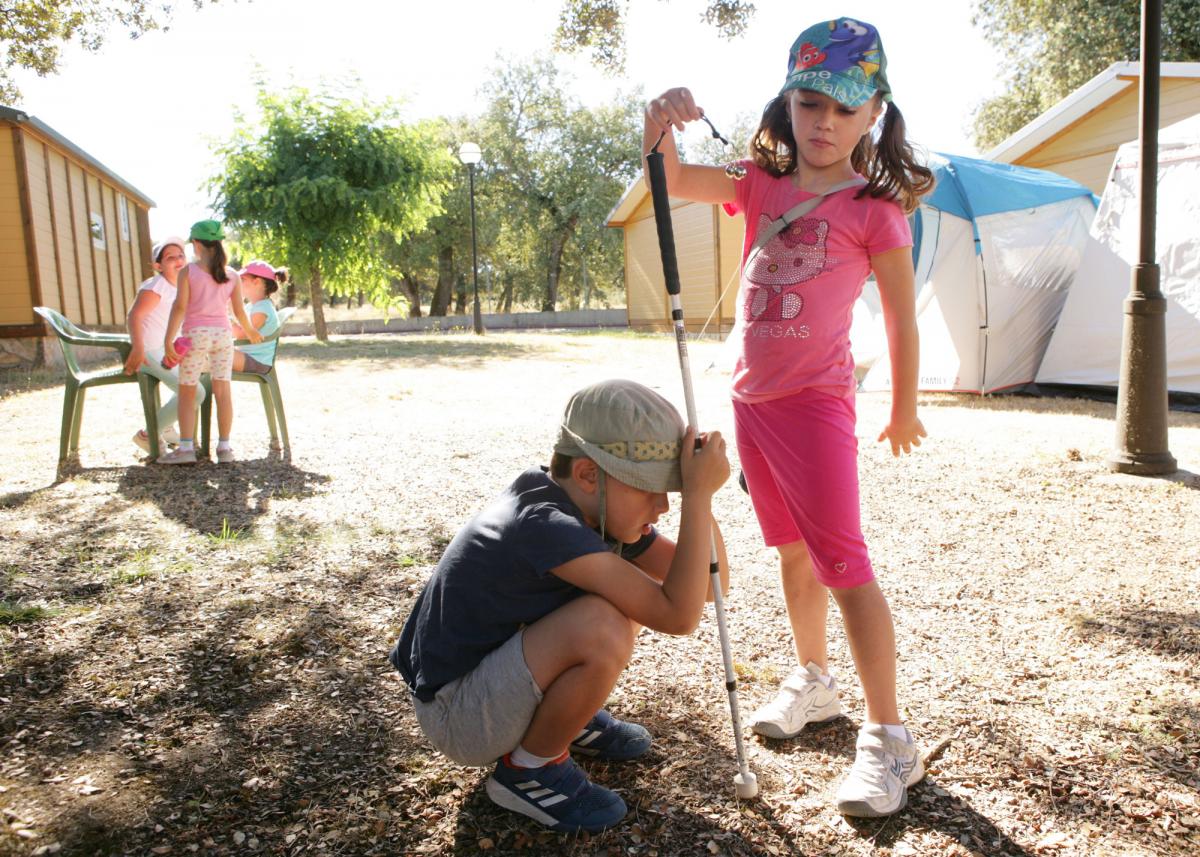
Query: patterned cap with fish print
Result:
<box><xmin>780</xmin><ymin>18</ymin><xmax>892</xmax><ymax>108</ymax></box>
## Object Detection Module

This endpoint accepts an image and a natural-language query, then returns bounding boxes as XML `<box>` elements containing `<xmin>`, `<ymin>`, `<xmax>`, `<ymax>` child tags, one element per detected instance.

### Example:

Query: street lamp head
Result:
<box><xmin>458</xmin><ymin>142</ymin><xmax>482</xmax><ymax>166</ymax></box>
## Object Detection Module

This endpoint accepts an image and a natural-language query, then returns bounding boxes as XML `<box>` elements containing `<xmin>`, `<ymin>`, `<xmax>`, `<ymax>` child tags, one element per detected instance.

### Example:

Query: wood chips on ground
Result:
<box><xmin>1</xmin><ymin>331</ymin><xmax>1198</xmax><ymax>857</ymax></box>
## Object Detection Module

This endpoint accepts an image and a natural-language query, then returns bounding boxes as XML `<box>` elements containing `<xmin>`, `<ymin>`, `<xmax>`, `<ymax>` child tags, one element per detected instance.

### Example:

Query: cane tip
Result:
<box><xmin>735</xmin><ymin>771</ymin><xmax>758</xmax><ymax>799</ymax></box>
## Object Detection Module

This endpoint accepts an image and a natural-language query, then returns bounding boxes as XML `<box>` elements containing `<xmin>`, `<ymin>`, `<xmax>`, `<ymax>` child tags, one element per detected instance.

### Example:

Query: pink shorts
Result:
<box><xmin>733</xmin><ymin>388</ymin><xmax>875</xmax><ymax>588</ymax></box>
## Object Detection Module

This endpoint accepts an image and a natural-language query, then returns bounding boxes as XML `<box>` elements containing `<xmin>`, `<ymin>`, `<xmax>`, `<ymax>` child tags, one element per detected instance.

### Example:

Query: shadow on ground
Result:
<box><xmin>841</xmin><ymin>786</ymin><xmax>1034</xmax><ymax>856</ymax></box>
<box><xmin>1075</xmin><ymin>607</ymin><xmax>1200</xmax><ymax>659</ymax></box>
<box><xmin>115</xmin><ymin>457</ymin><xmax>329</xmax><ymax>535</ymax></box>
<box><xmin>2</xmin><ymin>557</ymin><xmax>428</xmax><ymax>854</ymax></box>
<box><xmin>282</xmin><ymin>336</ymin><xmax>543</xmax><ymax>370</ymax></box>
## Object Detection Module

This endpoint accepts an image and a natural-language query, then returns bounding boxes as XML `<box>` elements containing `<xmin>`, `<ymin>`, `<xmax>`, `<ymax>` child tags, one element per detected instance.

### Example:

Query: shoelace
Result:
<box><xmin>849</xmin><ymin>744</ymin><xmax>890</xmax><ymax>786</ymax></box>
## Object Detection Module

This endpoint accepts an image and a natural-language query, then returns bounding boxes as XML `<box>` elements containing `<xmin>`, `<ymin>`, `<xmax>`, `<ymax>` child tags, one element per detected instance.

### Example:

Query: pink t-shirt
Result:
<box><xmin>723</xmin><ymin>161</ymin><xmax>912</xmax><ymax>402</ymax></box>
<box><xmin>182</xmin><ymin>263</ymin><xmax>238</xmax><ymax>331</ymax></box>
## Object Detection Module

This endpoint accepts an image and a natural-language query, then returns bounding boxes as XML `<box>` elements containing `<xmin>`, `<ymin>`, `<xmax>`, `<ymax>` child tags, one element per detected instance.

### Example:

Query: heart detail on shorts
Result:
<box><xmin>834</xmin><ymin>562</ymin><xmax>847</xmax><ymax>574</ymax></box>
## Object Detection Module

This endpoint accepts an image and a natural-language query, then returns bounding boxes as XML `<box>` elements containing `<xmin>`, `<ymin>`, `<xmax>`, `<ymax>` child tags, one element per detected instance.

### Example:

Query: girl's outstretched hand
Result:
<box><xmin>877</xmin><ymin>417</ymin><xmax>927</xmax><ymax>457</ymax></box>
<box><xmin>246</xmin><ymin>329</ymin><xmax>264</xmax><ymax>344</ymax></box>
<box><xmin>646</xmin><ymin>88</ymin><xmax>704</xmax><ymax>134</ymax></box>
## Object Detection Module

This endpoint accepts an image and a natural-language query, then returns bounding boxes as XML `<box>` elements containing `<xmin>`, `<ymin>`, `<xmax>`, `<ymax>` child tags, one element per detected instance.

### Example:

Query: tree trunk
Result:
<box><xmin>581</xmin><ymin>254</ymin><xmax>591</xmax><ymax>309</ymax></box>
<box><xmin>398</xmin><ymin>275</ymin><xmax>422</xmax><ymax>318</ymax></box>
<box><xmin>311</xmin><ymin>268</ymin><xmax>329</xmax><ymax>343</ymax></box>
<box><xmin>285</xmin><ymin>280</ymin><xmax>296</xmax><ymax>307</ymax></box>
<box><xmin>430</xmin><ymin>246</ymin><xmax>454</xmax><ymax>316</ymax></box>
<box><xmin>501</xmin><ymin>277</ymin><xmax>514</xmax><ymax>313</ymax></box>
<box><xmin>542</xmin><ymin>216</ymin><xmax>577</xmax><ymax>312</ymax></box>
<box><xmin>454</xmin><ymin>273</ymin><xmax>467</xmax><ymax>315</ymax></box>
<box><xmin>357</xmin><ymin>291</ymin><xmax>365</xmax><ymax>308</ymax></box>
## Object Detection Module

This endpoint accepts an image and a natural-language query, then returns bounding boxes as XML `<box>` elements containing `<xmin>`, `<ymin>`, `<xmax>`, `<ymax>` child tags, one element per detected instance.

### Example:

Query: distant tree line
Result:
<box><xmin>970</xmin><ymin>0</ymin><xmax>1200</xmax><ymax>149</ymax></box>
<box><xmin>209</xmin><ymin>58</ymin><xmax>644</xmax><ymax>341</ymax></box>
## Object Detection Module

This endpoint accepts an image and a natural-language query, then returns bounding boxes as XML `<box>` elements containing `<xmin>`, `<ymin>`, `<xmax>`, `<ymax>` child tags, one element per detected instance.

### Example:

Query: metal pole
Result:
<box><xmin>1107</xmin><ymin>0</ymin><xmax>1175</xmax><ymax>474</ymax></box>
<box><xmin>645</xmin><ymin>145</ymin><xmax>757</xmax><ymax>800</ymax></box>
<box><xmin>469</xmin><ymin>163</ymin><xmax>484</xmax><ymax>336</ymax></box>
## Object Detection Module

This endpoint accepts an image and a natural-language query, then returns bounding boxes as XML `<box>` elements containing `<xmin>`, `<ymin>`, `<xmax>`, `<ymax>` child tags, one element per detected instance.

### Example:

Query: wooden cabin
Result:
<box><xmin>606</xmin><ymin>179</ymin><xmax>743</xmax><ymax>333</ymax></box>
<box><xmin>985</xmin><ymin>62</ymin><xmax>1200</xmax><ymax>193</ymax></box>
<box><xmin>0</xmin><ymin>106</ymin><xmax>154</xmax><ymax>362</ymax></box>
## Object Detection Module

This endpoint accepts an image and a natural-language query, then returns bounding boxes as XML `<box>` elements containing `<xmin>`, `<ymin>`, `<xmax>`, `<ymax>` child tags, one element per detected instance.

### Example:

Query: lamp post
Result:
<box><xmin>457</xmin><ymin>142</ymin><xmax>484</xmax><ymax>335</ymax></box>
<box><xmin>1107</xmin><ymin>0</ymin><xmax>1175</xmax><ymax>475</ymax></box>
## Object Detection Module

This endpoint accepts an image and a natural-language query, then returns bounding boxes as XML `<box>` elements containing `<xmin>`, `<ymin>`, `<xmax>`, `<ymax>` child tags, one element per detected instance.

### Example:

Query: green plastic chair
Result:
<box><xmin>197</xmin><ymin>305</ymin><xmax>296</xmax><ymax>459</ymax></box>
<box><xmin>33</xmin><ymin>306</ymin><xmax>162</xmax><ymax>466</ymax></box>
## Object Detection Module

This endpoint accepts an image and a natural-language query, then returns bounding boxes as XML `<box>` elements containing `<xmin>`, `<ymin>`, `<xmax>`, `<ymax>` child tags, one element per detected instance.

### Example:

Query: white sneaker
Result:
<box><xmin>157</xmin><ymin>447</ymin><xmax>197</xmax><ymax>465</ymax></box>
<box><xmin>162</xmin><ymin>425</ymin><xmax>181</xmax><ymax>446</ymax></box>
<box><xmin>216</xmin><ymin>446</ymin><xmax>235</xmax><ymax>464</ymax></box>
<box><xmin>836</xmin><ymin>724</ymin><xmax>925</xmax><ymax>817</ymax></box>
<box><xmin>133</xmin><ymin>431</ymin><xmax>167</xmax><ymax>454</ymax></box>
<box><xmin>748</xmin><ymin>661</ymin><xmax>841</xmax><ymax>739</ymax></box>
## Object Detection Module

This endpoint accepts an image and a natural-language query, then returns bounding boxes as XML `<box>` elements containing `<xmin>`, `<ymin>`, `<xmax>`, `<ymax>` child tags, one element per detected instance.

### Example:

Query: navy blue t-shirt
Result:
<box><xmin>391</xmin><ymin>467</ymin><xmax>656</xmax><ymax>702</ymax></box>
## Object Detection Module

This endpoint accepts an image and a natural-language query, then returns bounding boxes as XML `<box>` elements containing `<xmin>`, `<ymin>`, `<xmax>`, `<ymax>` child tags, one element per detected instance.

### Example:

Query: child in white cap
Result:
<box><xmin>644</xmin><ymin>16</ymin><xmax>934</xmax><ymax>817</ymax></box>
<box><xmin>123</xmin><ymin>236</ymin><xmax>207</xmax><ymax>454</ymax></box>
<box><xmin>391</xmin><ymin>379</ymin><xmax>730</xmax><ymax>834</ymax></box>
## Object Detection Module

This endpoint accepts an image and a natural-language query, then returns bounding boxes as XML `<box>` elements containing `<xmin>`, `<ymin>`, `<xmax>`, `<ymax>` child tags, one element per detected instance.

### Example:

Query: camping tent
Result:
<box><xmin>858</xmin><ymin>154</ymin><xmax>1097</xmax><ymax>394</ymax></box>
<box><xmin>1036</xmin><ymin>114</ymin><xmax>1200</xmax><ymax>395</ymax></box>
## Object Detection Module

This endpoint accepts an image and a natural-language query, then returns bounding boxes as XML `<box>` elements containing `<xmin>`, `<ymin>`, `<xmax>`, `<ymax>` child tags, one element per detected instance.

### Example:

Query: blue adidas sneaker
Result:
<box><xmin>569</xmin><ymin>709</ymin><xmax>652</xmax><ymax>761</ymax></box>
<box><xmin>485</xmin><ymin>753</ymin><xmax>627</xmax><ymax>833</ymax></box>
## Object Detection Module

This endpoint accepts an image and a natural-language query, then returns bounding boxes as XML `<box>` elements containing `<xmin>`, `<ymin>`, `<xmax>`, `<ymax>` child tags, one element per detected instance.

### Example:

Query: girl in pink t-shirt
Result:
<box><xmin>644</xmin><ymin>17</ymin><xmax>933</xmax><ymax>818</ymax></box>
<box><xmin>158</xmin><ymin>219</ymin><xmax>260</xmax><ymax>465</ymax></box>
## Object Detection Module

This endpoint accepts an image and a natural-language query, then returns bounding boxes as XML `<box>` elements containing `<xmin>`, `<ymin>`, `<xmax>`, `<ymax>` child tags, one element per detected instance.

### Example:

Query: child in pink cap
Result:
<box><xmin>231</xmin><ymin>260</ymin><xmax>286</xmax><ymax>375</ymax></box>
<box><xmin>644</xmin><ymin>17</ymin><xmax>933</xmax><ymax>817</ymax></box>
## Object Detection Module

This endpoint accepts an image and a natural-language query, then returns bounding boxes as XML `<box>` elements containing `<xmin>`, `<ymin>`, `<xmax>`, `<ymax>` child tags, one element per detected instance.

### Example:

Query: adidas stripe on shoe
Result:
<box><xmin>486</xmin><ymin>753</ymin><xmax>627</xmax><ymax>833</ymax></box>
<box><xmin>569</xmin><ymin>709</ymin><xmax>651</xmax><ymax>761</ymax></box>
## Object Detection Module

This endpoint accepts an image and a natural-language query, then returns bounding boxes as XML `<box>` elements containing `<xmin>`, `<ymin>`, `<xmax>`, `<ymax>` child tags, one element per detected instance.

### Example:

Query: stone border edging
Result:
<box><xmin>280</xmin><ymin>308</ymin><xmax>628</xmax><ymax>337</ymax></box>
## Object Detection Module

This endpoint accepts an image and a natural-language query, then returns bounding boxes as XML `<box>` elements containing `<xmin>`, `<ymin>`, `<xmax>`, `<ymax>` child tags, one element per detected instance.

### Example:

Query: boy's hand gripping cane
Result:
<box><xmin>645</xmin><ymin>131</ymin><xmax>758</xmax><ymax>800</ymax></box>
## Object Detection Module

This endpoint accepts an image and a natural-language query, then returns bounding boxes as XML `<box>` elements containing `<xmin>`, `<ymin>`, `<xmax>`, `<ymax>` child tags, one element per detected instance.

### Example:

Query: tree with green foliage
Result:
<box><xmin>480</xmin><ymin>57</ymin><xmax>643</xmax><ymax>311</ymax></box>
<box><xmin>211</xmin><ymin>85</ymin><xmax>454</xmax><ymax>341</ymax></box>
<box><xmin>686</xmin><ymin>111</ymin><xmax>757</xmax><ymax>165</ymax></box>
<box><xmin>379</xmin><ymin>116</ymin><xmax>488</xmax><ymax>319</ymax></box>
<box><xmin>555</xmin><ymin>0</ymin><xmax>754</xmax><ymax>72</ymax></box>
<box><xmin>0</xmin><ymin>0</ymin><xmax>224</xmax><ymax>103</ymax></box>
<box><xmin>971</xmin><ymin>0</ymin><xmax>1200</xmax><ymax>149</ymax></box>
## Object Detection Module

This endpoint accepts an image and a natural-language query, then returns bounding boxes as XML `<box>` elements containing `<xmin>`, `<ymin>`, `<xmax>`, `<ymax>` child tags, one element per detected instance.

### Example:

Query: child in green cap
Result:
<box><xmin>391</xmin><ymin>379</ymin><xmax>730</xmax><ymax>834</ymax></box>
<box><xmin>159</xmin><ymin>219</ymin><xmax>261</xmax><ymax>464</ymax></box>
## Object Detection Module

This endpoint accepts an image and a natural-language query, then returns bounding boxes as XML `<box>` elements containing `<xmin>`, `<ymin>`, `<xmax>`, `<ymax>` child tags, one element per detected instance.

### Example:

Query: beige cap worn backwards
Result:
<box><xmin>554</xmin><ymin>379</ymin><xmax>685</xmax><ymax>493</ymax></box>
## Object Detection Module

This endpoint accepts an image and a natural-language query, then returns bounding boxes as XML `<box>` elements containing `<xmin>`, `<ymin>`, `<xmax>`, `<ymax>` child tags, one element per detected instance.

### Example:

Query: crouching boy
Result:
<box><xmin>391</xmin><ymin>379</ymin><xmax>730</xmax><ymax>833</ymax></box>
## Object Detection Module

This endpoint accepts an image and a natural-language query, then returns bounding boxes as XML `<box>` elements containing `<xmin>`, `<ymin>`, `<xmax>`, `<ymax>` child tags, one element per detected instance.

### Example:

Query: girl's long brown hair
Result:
<box><xmin>749</xmin><ymin>93</ymin><xmax>934</xmax><ymax>214</ymax></box>
<box><xmin>195</xmin><ymin>239</ymin><xmax>229</xmax><ymax>283</ymax></box>
<box><xmin>268</xmin><ymin>267</ymin><xmax>288</xmax><ymax>296</ymax></box>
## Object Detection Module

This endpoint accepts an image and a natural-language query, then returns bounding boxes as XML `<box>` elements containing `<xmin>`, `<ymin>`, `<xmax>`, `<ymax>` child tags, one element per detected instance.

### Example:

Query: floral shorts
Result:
<box><xmin>179</xmin><ymin>326</ymin><xmax>234</xmax><ymax>386</ymax></box>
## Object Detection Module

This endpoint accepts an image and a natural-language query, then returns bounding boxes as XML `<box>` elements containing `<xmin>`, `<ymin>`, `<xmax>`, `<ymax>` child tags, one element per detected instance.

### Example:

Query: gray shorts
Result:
<box><xmin>412</xmin><ymin>630</ymin><xmax>543</xmax><ymax>767</ymax></box>
<box><xmin>240</xmin><ymin>353</ymin><xmax>271</xmax><ymax>375</ymax></box>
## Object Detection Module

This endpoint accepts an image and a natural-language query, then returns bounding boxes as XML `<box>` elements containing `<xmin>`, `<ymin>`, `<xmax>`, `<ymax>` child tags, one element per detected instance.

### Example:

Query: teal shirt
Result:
<box><xmin>238</xmin><ymin>299</ymin><xmax>280</xmax><ymax>365</ymax></box>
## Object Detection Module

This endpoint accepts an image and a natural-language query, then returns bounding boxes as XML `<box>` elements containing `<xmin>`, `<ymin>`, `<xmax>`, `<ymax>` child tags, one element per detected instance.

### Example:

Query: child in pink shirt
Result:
<box><xmin>159</xmin><ymin>219</ymin><xmax>260</xmax><ymax>465</ymax></box>
<box><xmin>643</xmin><ymin>17</ymin><xmax>934</xmax><ymax>818</ymax></box>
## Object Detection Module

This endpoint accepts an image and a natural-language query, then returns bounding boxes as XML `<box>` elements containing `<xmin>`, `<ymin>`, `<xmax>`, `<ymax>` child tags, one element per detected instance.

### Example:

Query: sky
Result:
<box><xmin>11</xmin><ymin>0</ymin><xmax>1004</xmax><ymax>240</ymax></box>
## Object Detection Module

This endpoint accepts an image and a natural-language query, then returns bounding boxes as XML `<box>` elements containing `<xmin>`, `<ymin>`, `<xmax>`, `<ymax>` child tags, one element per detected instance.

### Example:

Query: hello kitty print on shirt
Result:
<box><xmin>743</xmin><ymin>214</ymin><xmax>829</xmax><ymax>326</ymax></box>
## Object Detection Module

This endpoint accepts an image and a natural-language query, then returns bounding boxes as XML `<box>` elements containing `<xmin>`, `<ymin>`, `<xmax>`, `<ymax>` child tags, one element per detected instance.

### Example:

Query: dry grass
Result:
<box><xmin>1</xmin><ymin>330</ymin><xmax>1198</xmax><ymax>856</ymax></box>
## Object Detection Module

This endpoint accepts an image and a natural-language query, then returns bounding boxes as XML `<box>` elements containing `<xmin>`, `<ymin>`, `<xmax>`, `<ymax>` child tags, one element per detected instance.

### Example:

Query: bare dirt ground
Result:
<box><xmin>1</xmin><ymin>330</ymin><xmax>1197</xmax><ymax>857</ymax></box>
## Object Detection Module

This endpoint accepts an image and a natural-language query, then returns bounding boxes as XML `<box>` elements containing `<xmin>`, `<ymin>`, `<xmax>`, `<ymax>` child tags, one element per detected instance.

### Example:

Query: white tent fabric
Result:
<box><xmin>1036</xmin><ymin>115</ymin><xmax>1200</xmax><ymax>394</ymax></box>
<box><xmin>859</xmin><ymin>154</ymin><xmax>1096</xmax><ymax>395</ymax></box>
